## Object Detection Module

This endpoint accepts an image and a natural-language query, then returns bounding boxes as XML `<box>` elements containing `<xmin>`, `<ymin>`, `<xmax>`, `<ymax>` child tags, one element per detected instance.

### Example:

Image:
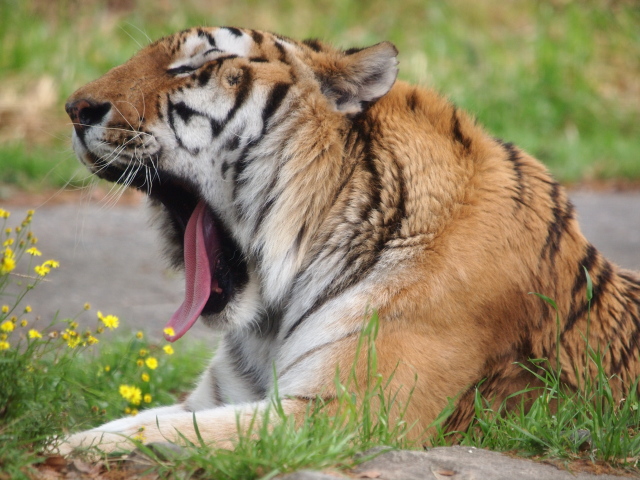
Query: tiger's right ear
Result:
<box><xmin>319</xmin><ymin>42</ymin><xmax>399</xmax><ymax>116</ymax></box>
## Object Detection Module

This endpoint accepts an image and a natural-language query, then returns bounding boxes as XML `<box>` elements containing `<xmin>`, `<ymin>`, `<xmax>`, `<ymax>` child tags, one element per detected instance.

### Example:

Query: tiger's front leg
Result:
<box><xmin>58</xmin><ymin>398</ymin><xmax>310</xmax><ymax>455</ymax></box>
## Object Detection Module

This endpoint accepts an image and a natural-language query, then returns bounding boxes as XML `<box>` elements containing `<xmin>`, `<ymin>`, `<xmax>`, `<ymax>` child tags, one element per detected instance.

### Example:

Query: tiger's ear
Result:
<box><xmin>320</xmin><ymin>42</ymin><xmax>399</xmax><ymax>115</ymax></box>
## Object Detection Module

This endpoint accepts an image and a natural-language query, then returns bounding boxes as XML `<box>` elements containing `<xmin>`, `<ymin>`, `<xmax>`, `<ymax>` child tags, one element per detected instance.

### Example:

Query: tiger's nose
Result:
<box><xmin>65</xmin><ymin>99</ymin><xmax>112</xmax><ymax>134</ymax></box>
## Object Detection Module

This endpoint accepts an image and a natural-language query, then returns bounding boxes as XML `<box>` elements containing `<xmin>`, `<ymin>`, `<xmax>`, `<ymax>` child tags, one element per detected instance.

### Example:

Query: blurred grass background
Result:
<box><xmin>0</xmin><ymin>0</ymin><xmax>638</xmax><ymax>193</ymax></box>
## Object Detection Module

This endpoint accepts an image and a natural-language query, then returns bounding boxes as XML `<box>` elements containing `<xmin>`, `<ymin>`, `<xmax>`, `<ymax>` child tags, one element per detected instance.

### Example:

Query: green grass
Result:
<box><xmin>0</xmin><ymin>0</ymin><xmax>638</xmax><ymax>191</ymax></box>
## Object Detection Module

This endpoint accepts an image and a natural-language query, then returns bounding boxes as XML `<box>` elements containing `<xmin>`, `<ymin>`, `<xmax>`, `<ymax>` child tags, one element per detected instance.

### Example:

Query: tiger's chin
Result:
<box><xmin>91</xmin><ymin>161</ymin><xmax>252</xmax><ymax>338</ymax></box>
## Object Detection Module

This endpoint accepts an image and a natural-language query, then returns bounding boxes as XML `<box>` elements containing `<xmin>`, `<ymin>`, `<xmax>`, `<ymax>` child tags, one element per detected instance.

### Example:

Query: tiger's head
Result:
<box><xmin>66</xmin><ymin>27</ymin><xmax>398</xmax><ymax>341</ymax></box>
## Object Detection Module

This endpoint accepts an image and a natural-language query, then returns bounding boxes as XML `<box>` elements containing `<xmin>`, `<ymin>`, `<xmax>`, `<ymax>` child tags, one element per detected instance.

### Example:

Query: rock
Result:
<box><xmin>279</xmin><ymin>447</ymin><xmax>629</xmax><ymax>480</ymax></box>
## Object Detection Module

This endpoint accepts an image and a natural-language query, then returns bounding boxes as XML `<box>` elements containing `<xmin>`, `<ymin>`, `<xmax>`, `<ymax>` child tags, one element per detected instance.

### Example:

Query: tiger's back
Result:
<box><xmin>62</xmin><ymin>27</ymin><xmax>640</xmax><ymax>451</ymax></box>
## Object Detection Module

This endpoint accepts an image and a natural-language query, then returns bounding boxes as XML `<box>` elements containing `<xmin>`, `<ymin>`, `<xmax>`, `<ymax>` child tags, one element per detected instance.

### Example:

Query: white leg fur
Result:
<box><xmin>58</xmin><ymin>399</ymin><xmax>308</xmax><ymax>455</ymax></box>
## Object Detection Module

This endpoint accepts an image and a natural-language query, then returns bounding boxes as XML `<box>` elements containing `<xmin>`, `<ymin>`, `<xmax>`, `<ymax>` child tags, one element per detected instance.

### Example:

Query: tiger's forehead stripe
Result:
<box><xmin>168</xmin><ymin>27</ymin><xmax>256</xmax><ymax>69</ymax></box>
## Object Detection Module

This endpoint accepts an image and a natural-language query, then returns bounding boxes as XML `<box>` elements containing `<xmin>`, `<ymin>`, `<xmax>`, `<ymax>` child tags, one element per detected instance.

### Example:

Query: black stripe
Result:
<box><xmin>198</xmin><ymin>29</ymin><xmax>217</xmax><ymax>49</ymax></box>
<box><xmin>250</xmin><ymin>56</ymin><xmax>268</xmax><ymax>63</ymax></box>
<box><xmin>388</xmin><ymin>158</ymin><xmax>407</xmax><ymax>234</ymax></box>
<box><xmin>497</xmin><ymin>139</ymin><xmax>527</xmax><ymax>209</ymax></box>
<box><xmin>249</xmin><ymin>307</ymin><xmax>281</xmax><ymax>337</ymax></box>
<box><xmin>274</xmin><ymin>41</ymin><xmax>288</xmax><ymax>63</ymax></box>
<box><xmin>542</xmin><ymin>182</ymin><xmax>574</xmax><ymax>264</ymax></box>
<box><xmin>254</xmin><ymin>187</ymin><xmax>277</xmax><ymax>232</ymax></box>
<box><xmin>293</xmin><ymin>222</ymin><xmax>307</xmax><ymax>255</ymax></box>
<box><xmin>225</xmin><ymin>336</ymin><xmax>266</xmax><ymax>398</ymax></box>
<box><xmin>344</xmin><ymin>46</ymin><xmax>364</xmax><ymax>55</ymax></box>
<box><xmin>156</xmin><ymin>95</ymin><xmax>164</xmax><ymax>121</ymax></box>
<box><xmin>224</xmin><ymin>26</ymin><xmax>243</xmax><ymax>37</ymax></box>
<box><xmin>564</xmin><ymin>258</ymin><xmax>613</xmax><ymax>334</ymax></box>
<box><xmin>451</xmin><ymin>107</ymin><xmax>471</xmax><ymax>150</ymax></box>
<box><xmin>262</xmin><ymin>83</ymin><xmax>291</xmax><ymax>132</ymax></box>
<box><xmin>250</xmin><ymin>30</ymin><xmax>264</xmax><ymax>44</ymax></box>
<box><xmin>355</xmin><ymin>117</ymin><xmax>382</xmax><ymax>222</ymax></box>
<box><xmin>221</xmin><ymin>160</ymin><xmax>230</xmax><ymax>180</ymax></box>
<box><xmin>213</xmin><ymin>377</ymin><xmax>225</xmax><ymax>405</ymax></box>
<box><xmin>197</xmin><ymin>64</ymin><xmax>214</xmax><ymax>86</ymax></box>
<box><xmin>619</xmin><ymin>271</ymin><xmax>640</xmax><ymax>287</ymax></box>
<box><xmin>407</xmin><ymin>89</ymin><xmax>419</xmax><ymax>111</ymax></box>
<box><xmin>210</xmin><ymin>118</ymin><xmax>224</xmax><ymax>138</ymax></box>
<box><xmin>232</xmin><ymin>137</ymin><xmax>260</xmax><ymax>200</ymax></box>
<box><xmin>225</xmin><ymin>66</ymin><xmax>253</xmax><ymax>124</ymax></box>
<box><xmin>570</xmin><ymin>244</ymin><xmax>598</xmax><ymax>299</ymax></box>
<box><xmin>172</xmin><ymin>100</ymin><xmax>198</xmax><ymax>123</ymax></box>
<box><xmin>225</xmin><ymin>135</ymin><xmax>240</xmax><ymax>151</ymax></box>
<box><xmin>167</xmin><ymin>97</ymin><xmax>190</xmax><ymax>151</ymax></box>
<box><xmin>563</xmin><ymin>246</ymin><xmax>598</xmax><ymax>334</ymax></box>
<box><xmin>302</xmin><ymin>38</ymin><xmax>323</xmax><ymax>52</ymax></box>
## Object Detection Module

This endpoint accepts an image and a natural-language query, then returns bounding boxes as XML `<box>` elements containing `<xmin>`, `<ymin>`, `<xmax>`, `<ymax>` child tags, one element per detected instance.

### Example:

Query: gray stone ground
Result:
<box><xmin>2</xmin><ymin>189</ymin><xmax>640</xmax><ymax>479</ymax></box>
<box><xmin>280</xmin><ymin>447</ymin><xmax>632</xmax><ymax>479</ymax></box>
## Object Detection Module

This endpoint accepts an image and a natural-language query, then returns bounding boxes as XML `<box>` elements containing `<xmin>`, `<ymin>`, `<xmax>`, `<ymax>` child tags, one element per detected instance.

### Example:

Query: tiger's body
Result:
<box><xmin>62</xmin><ymin>27</ymin><xmax>640</xmax><ymax>453</ymax></box>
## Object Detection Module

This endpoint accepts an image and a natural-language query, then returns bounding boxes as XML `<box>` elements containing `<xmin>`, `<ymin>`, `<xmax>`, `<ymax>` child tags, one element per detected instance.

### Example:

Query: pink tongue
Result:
<box><xmin>164</xmin><ymin>201</ymin><xmax>217</xmax><ymax>342</ymax></box>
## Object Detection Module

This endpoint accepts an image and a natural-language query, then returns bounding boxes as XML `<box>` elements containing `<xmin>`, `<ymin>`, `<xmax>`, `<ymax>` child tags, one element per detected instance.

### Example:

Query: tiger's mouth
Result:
<box><xmin>93</xmin><ymin>160</ymin><xmax>248</xmax><ymax>342</ymax></box>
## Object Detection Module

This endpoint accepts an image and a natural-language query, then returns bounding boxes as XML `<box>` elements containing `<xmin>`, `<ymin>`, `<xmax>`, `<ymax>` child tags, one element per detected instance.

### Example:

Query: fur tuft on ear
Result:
<box><xmin>319</xmin><ymin>42</ymin><xmax>399</xmax><ymax>115</ymax></box>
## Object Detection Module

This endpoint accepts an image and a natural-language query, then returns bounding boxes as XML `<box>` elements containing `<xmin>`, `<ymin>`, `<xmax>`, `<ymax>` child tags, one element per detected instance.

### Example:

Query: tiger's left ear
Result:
<box><xmin>320</xmin><ymin>42</ymin><xmax>399</xmax><ymax>115</ymax></box>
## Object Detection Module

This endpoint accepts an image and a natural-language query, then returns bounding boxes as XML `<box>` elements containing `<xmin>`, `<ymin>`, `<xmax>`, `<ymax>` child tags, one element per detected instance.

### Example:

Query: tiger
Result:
<box><xmin>61</xmin><ymin>26</ymin><xmax>640</xmax><ymax>454</ymax></box>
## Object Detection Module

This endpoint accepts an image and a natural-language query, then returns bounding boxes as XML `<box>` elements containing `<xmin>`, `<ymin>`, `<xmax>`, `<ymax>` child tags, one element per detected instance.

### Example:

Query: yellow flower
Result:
<box><xmin>136</xmin><ymin>359</ymin><xmax>144</xmax><ymax>367</ymax></box>
<box><xmin>30</xmin><ymin>237</ymin><xmax>38</xmax><ymax>245</ymax></box>
<box><xmin>24</xmin><ymin>305</ymin><xmax>32</xmax><ymax>313</ymax></box>
<box><xmin>0</xmin><ymin>333</ymin><xmax>6</xmax><ymax>340</ymax></box>
<box><xmin>163</xmin><ymin>327</ymin><xmax>175</xmax><ymax>336</ymax></box>
<box><xmin>20</xmin><ymin>319</ymin><xmax>28</xmax><ymax>327</ymax></box>
<box><xmin>119</xmin><ymin>384</ymin><xmax>142</xmax><ymax>405</ymax></box>
<box><xmin>4</xmin><ymin>228</ymin><xmax>10</xmax><ymax>234</ymax></box>
<box><xmin>163</xmin><ymin>345</ymin><xmax>174</xmax><ymax>355</ymax></box>
<box><xmin>67</xmin><ymin>335</ymin><xmax>81</xmax><ymax>348</ymax></box>
<box><xmin>141</xmin><ymin>372</ymin><xmax>150</xmax><ymax>382</ymax></box>
<box><xmin>83</xmin><ymin>302</ymin><xmax>91</xmax><ymax>311</ymax></box>
<box><xmin>1</xmin><ymin>253</ymin><xmax>16</xmax><ymax>275</ymax></box>
<box><xmin>2</xmin><ymin>239</ymin><xmax>13</xmax><ymax>247</ymax></box>
<box><xmin>26</xmin><ymin>247</ymin><xmax>41</xmax><ymax>256</ymax></box>
<box><xmin>87</xmin><ymin>335</ymin><xmax>99</xmax><ymax>345</ymax></box>
<box><xmin>1</xmin><ymin>305</ymin><xmax>8</xmax><ymax>314</ymax></box>
<box><xmin>145</xmin><ymin>357</ymin><xmax>158</xmax><ymax>370</ymax></box>
<box><xmin>1</xmin><ymin>321</ymin><xmax>14</xmax><ymax>332</ymax></box>
<box><xmin>27</xmin><ymin>209</ymin><xmax>34</xmax><ymax>216</ymax></box>
<box><xmin>143</xmin><ymin>394</ymin><xmax>152</xmax><ymax>403</ymax></box>
<box><xmin>28</xmin><ymin>329</ymin><xmax>42</xmax><ymax>339</ymax></box>
<box><xmin>104</xmin><ymin>365</ymin><xmax>111</xmax><ymax>372</ymax></box>
<box><xmin>69</xmin><ymin>321</ymin><xmax>78</xmax><ymax>330</ymax></box>
<box><xmin>0</xmin><ymin>209</ymin><xmax>9</xmax><ymax>219</ymax></box>
<box><xmin>97</xmin><ymin>311</ymin><xmax>119</xmax><ymax>330</ymax></box>
<box><xmin>34</xmin><ymin>264</ymin><xmax>50</xmax><ymax>277</ymax></box>
<box><xmin>0</xmin><ymin>340</ymin><xmax>9</xmax><ymax>350</ymax></box>
<box><xmin>136</xmin><ymin>331</ymin><xmax>144</xmax><ymax>339</ymax></box>
<box><xmin>43</xmin><ymin>260</ymin><xmax>60</xmax><ymax>268</ymax></box>
<box><xmin>138</xmin><ymin>348</ymin><xmax>148</xmax><ymax>357</ymax></box>
<box><xmin>130</xmin><ymin>409</ymin><xmax>139</xmax><ymax>416</ymax></box>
